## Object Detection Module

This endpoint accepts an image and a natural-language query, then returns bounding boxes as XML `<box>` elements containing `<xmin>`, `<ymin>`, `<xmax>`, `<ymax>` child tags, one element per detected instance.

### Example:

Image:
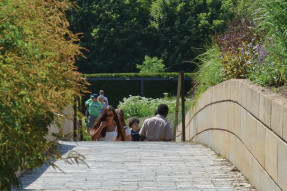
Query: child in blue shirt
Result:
<box><xmin>128</xmin><ymin>117</ymin><xmax>140</xmax><ymax>141</ymax></box>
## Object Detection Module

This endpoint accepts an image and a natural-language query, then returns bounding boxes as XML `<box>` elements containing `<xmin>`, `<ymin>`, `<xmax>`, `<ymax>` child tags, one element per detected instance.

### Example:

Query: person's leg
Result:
<box><xmin>85</xmin><ymin>110</ymin><xmax>89</xmax><ymax>123</ymax></box>
<box><xmin>88</xmin><ymin>115</ymin><xmax>97</xmax><ymax>135</ymax></box>
<box><xmin>86</xmin><ymin>115</ymin><xmax>91</xmax><ymax>133</ymax></box>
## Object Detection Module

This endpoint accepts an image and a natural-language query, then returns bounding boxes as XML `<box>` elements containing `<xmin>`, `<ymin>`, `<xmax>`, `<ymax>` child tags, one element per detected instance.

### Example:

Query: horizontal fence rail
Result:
<box><xmin>86</xmin><ymin>77</ymin><xmax>192</xmax><ymax>97</ymax></box>
<box><xmin>86</xmin><ymin>77</ymin><xmax>192</xmax><ymax>81</ymax></box>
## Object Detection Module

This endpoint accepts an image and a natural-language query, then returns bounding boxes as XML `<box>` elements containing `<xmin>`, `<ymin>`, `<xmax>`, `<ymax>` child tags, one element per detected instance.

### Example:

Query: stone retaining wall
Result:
<box><xmin>17</xmin><ymin>105</ymin><xmax>74</xmax><ymax>178</ymax></box>
<box><xmin>46</xmin><ymin>104</ymin><xmax>74</xmax><ymax>141</ymax></box>
<box><xmin>176</xmin><ymin>79</ymin><xmax>287</xmax><ymax>191</ymax></box>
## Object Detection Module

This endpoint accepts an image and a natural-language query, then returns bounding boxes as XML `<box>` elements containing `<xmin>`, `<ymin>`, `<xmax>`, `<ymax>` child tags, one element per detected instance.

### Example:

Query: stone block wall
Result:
<box><xmin>177</xmin><ymin>79</ymin><xmax>287</xmax><ymax>191</ymax></box>
<box><xmin>46</xmin><ymin>104</ymin><xmax>74</xmax><ymax>141</ymax></box>
<box><xmin>17</xmin><ymin>105</ymin><xmax>74</xmax><ymax>178</ymax></box>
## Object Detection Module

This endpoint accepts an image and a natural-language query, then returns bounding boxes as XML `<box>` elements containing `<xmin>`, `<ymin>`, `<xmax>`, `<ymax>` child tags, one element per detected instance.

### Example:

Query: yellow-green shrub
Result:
<box><xmin>0</xmin><ymin>0</ymin><xmax>87</xmax><ymax>190</ymax></box>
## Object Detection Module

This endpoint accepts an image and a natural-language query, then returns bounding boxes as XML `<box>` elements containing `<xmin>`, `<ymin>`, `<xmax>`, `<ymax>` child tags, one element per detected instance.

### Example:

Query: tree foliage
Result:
<box><xmin>149</xmin><ymin>0</ymin><xmax>230</xmax><ymax>71</ymax></box>
<box><xmin>67</xmin><ymin>0</ymin><xmax>154</xmax><ymax>73</ymax></box>
<box><xmin>67</xmin><ymin>0</ymin><xmax>235</xmax><ymax>73</ymax></box>
<box><xmin>0</xmin><ymin>0</ymin><xmax>87</xmax><ymax>189</ymax></box>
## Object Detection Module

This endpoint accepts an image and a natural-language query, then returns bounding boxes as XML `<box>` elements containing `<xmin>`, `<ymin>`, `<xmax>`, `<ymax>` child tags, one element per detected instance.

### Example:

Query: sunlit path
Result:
<box><xmin>17</xmin><ymin>141</ymin><xmax>255</xmax><ymax>190</ymax></box>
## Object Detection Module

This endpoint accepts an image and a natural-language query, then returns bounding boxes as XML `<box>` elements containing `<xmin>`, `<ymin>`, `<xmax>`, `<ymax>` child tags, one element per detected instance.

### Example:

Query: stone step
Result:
<box><xmin>15</xmin><ymin>141</ymin><xmax>255</xmax><ymax>190</ymax></box>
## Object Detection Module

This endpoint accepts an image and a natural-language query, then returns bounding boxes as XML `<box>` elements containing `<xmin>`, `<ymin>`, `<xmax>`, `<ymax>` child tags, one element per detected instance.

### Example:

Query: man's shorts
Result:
<box><xmin>87</xmin><ymin>115</ymin><xmax>97</xmax><ymax>129</ymax></box>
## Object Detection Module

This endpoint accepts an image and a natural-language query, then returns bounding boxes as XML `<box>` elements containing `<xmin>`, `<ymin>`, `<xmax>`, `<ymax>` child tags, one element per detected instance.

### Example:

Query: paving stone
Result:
<box><xmin>15</xmin><ymin>141</ymin><xmax>255</xmax><ymax>190</ymax></box>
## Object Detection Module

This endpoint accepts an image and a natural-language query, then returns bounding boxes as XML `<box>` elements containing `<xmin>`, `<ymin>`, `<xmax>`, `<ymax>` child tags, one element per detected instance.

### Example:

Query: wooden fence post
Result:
<box><xmin>181</xmin><ymin>71</ymin><xmax>185</xmax><ymax>142</ymax></box>
<box><xmin>173</xmin><ymin>73</ymin><xmax>181</xmax><ymax>141</ymax></box>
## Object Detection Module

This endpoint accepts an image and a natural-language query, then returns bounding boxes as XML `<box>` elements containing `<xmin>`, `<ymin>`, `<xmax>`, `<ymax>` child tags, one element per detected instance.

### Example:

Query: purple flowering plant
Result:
<box><xmin>215</xmin><ymin>18</ymin><xmax>264</xmax><ymax>80</ymax></box>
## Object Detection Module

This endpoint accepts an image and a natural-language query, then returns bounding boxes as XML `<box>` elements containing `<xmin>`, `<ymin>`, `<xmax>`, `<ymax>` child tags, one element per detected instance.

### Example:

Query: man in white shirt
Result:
<box><xmin>139</xmin><ymin>104</ymin><xmax>173</xmax><ymax>141</ymax></box>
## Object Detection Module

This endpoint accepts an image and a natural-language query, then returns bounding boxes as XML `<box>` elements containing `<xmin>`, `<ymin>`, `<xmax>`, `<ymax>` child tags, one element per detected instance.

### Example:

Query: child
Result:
<box><xmin>128</xmin><ymin>117</ymin><xmax>140</xmax><ymax>141</ymax></box>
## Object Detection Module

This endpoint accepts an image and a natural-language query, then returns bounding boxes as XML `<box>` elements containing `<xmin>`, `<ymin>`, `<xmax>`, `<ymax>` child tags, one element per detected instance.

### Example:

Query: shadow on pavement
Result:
<box><xmin>14</xmin><ymin>143</ymin><xmax>76</xmax><ymax>190</ymax></box>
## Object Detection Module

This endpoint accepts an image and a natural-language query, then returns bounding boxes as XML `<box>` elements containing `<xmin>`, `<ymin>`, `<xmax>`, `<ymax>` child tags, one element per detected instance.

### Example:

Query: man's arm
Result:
<box><xmin>165</xmin><ymin>122</ymin><xmax>173</xmax><ymax>141</ymax></box>
<box><xmin>139</xmin><ymin>120</ymin><xmax>147</xmax><ymax>141</ymax></box>
<box><xmin>104</xmin><ymin>97</ymin><xmax>109</xmax><ymax>105</ymax></box>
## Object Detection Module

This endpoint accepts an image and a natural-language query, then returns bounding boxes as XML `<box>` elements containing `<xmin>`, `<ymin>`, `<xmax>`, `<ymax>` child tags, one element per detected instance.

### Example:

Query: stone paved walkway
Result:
<box><xmin>17</xmin><ymin>141</ymin><xmax>255</xmax><ymax>191</ymax></box>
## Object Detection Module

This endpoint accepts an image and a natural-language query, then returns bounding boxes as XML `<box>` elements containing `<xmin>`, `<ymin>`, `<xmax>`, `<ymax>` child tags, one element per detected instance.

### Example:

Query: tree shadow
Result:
<box><xmin>14</xmin><ymin>143</ymin><xmax>77</xmax><ymax>190</ymax></box>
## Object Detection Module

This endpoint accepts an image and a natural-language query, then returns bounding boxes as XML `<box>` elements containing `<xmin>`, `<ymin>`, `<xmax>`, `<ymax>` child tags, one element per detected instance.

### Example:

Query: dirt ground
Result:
<box><xmin>266</xmin><ymin>84</ymin><xmax>287</xmax><ymax>99</ymax></box>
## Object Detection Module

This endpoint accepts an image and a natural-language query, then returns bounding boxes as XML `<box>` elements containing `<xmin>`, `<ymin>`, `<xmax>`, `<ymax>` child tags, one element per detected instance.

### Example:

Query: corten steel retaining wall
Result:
<box><xmin>177</xmin><ymin>79</ymin><xmax>287</xmax><ymax>191</ymax></box>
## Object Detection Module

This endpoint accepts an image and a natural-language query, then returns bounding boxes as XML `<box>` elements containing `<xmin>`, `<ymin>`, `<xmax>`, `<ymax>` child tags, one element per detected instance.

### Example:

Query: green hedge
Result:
<box><xmin>83</xmin><ymin>72</ymin><xmax>194</xmax><ymax>78</ymax></box>
<box><xmin>82</xmin><ymin>73</ymin><xmax>193</xmax><ymax>108</ymax></box>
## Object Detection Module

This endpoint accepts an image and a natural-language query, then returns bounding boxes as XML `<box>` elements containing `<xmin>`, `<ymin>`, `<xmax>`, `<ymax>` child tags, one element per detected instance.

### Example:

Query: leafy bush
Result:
<box><xmin>0</xmin><ymin>1</ymin><xmax>87</xmax><ymax>190</ymax></box>
<box><xmin>258</xmin><ymin>0</ymin><xmax>287</xmax><ymax>56</ymax></box>
<box><xmin>118</xmin><ymin>95</ymin><xmax>175</xmax><ymax>118</ymax></box>
<box><xmin>81</xmin><ymin>118</ymin><xmax>92</xmax><ymax>141</ymax></box>
<box><xmin>249</xmin><ymin>0</ymin><xmax>287</xmax><ymax>86</ymax></box>
<box><xmin>213</xmin><ymin>1</ymin><xmax>287</xmax><ymax>87</ymax></box>
<box><xmin>192</xmin><ymin>0</ymin><xmax>287</xmax><ymax>106</ymax></box>
<box><xmin>215</xmin><ymin>19</ymin><xmax>262</xmax><ymax>79</ymax></box>
<box><xmin>136</xmin><ymin>56</ymin><xmax>166</xmax><ymax>73</ymax></box>
<box><xmin>117</xmin><ymin>94</ymin><xmax>191</xmax><ymax>124</ymax></box>
<box><xmin>250</xmin><ymin>61</ymin><xmax>287</xmax><ymax>86</ymax></box>
<box><xmin>249</xmin><ymin>37</ymin><xmax>287</xmax><ymax>86</ymax></box>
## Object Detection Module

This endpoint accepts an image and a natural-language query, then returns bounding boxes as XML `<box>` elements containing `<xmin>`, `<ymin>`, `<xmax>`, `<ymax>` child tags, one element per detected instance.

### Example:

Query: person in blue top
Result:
<box><xmin>85</xmin><ymin>94</ymin><xmax>103</xmax><ymax>132</ymax></box>
<box><xmin>99</xmin><ymin>90</ymin><xmax>109</xmax><ymax>105</ymax></box>
<box><xmin>128</xmin><ymin>117</ymin><xmax>140</xmax><ymax>141</ymax></box>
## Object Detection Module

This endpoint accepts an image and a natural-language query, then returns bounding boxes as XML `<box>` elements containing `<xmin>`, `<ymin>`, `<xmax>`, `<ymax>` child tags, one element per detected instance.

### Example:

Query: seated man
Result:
<box><xmin>139</xmin><ymin>104</ymin><xmax>173</xmax><ymax>141</ymax></box>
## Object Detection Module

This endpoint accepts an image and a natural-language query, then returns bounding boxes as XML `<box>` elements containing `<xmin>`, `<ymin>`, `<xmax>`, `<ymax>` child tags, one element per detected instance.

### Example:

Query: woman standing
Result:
<box><xmin>98</xmin><ymin>95</ymin><xmax>107</xmax><ymax>111</ymax></box>
<box><xmin>115</xmin><ymin>109</ymin><xmax>131</xmax><ymax>141</ymax></box>
<box><xmin>91</xmin><ymin>105</ymin><xmax>126</xmax><ymax>141</ymax></box>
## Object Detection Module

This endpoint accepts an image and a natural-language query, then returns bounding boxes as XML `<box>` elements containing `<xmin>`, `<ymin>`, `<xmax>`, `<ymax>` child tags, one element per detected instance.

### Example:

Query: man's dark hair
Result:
<box><xmin>128</xmin><ymin>117</ymin><xmax>140</xmax><ymax>128</ymax></box>
<box><xmin>154</xmin><ymin>109</ymin><xmax>158</xmax><ymax>116</ymax></box>
<box><xmin>157</xmin><ymin>104</ymin><xmax>169</xmax><ymax>116</ymax></box>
